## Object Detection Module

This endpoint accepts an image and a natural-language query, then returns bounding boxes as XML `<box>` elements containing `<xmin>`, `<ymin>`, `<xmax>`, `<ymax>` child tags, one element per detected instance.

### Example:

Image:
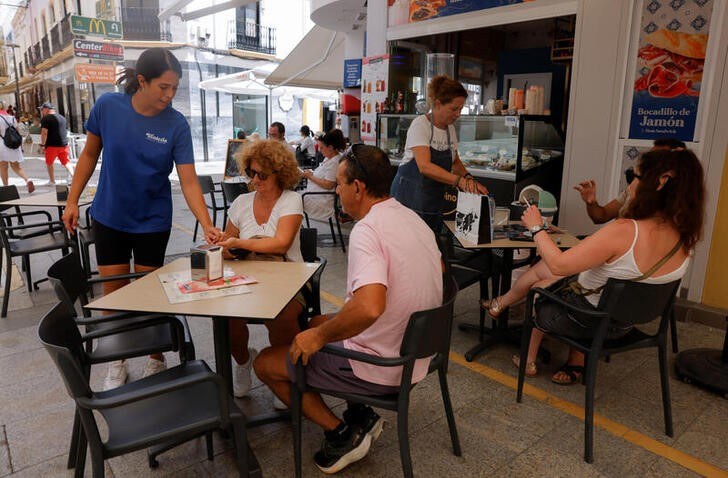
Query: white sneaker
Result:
<box><xmin>273</xmin><ymin>395</ymin><xmax>289</xmax><ymax>411</ymax></box>
<box><xmin>232</xmin><ymin>348</ymin><xmax>257</xmax><ymax>398</ymax></box>
<box><xmin>142</xmin><ymin>357</ymin><xmax>167</xmax><ymax>378</ymax></box>
<box><xmin>102</xmin><ymin>360</ymin><xmax>128</xmax><ymax>391</ymax></box>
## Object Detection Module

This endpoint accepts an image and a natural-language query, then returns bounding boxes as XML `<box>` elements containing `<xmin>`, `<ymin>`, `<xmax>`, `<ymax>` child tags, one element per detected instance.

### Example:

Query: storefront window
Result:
<box><xmin>233</xmin><ymin>94</ymin><xmax>267</xmax><ymax>138</ymax></box>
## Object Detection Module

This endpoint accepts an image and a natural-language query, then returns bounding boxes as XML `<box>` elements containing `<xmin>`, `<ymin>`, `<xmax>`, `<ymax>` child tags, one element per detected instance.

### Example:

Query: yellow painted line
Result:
<box><xmin>450</xmin><ymin>352</ymin><xmax>728</xmax><ymax>478</ymax></box>
<box><xmin>320</xmin><ymin>290</ymin><xmax>345</xmax><ymax>308</ymax></box>
<box><xmin>172</xmin><ymin>222</ymin><xmax>194</xmax><ymax>236</ymax></box>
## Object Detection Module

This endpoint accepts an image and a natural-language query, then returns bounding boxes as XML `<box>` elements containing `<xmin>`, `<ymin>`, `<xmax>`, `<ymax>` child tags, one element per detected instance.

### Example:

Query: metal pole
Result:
<box><xmin>10</xmin><ymin>46</ymin><xmax>20</xmax><ymax>118</ymax></box>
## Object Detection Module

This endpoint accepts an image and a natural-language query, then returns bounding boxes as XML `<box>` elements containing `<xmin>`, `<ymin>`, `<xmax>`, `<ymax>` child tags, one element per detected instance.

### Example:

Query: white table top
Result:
<box><xmin>445</xmin><ymin>220</ymin><xmax>580</xmax><ymax>249</ymax></box>
<box><xmin>0</xmin><ymin>191</ymin><xmax>94</xmax><ymax>208</ymax></box>
<box><xmin>86</xmin><ymin>258</ymin><xmax>320</xmax><ymax>320</ymax></box>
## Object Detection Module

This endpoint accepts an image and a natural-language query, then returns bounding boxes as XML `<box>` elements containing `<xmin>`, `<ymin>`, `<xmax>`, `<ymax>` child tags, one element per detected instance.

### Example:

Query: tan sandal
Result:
<box><xmin>511</xmin><ymin>354</ymin><xmax>538</xmax><ymax>377</ymax></box>
<box><xmin>480</xmin><ymin>296</ymin><xmax>503</xmax><ymax>319</ymax></box>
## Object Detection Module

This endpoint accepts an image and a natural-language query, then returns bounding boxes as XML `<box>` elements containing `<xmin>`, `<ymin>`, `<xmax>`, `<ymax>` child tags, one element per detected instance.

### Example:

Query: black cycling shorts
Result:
<box><xmin>93</xmin><ymin>219</ymin><xmax>171</xmax><ymax>268</ymax></box>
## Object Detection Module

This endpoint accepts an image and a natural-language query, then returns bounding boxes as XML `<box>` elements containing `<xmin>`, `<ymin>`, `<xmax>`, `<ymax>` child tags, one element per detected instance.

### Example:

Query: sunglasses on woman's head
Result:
<box><xmin>245</xmin><ymin>167</ymin><xmax>269</xmax><ymax>181</ymax></box>
<box><xmin>625</xmin><ymin>167</ymin><xmax>642</xmax><ymax>184</ymax></box>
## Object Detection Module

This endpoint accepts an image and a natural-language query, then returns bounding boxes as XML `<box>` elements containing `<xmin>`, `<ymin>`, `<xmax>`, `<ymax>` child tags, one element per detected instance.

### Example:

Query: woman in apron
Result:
<box><xmin>391</xmin><ymin>75</ymin><xmax>487</xmax><ymax>232</ymax></box>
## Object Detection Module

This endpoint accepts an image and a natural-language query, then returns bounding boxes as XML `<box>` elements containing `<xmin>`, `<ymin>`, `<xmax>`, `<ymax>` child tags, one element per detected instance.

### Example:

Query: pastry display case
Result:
<box><xmin>377</xmin><ymin>114</ymin><xmax>565</xmax><ymax>206</ymax></box>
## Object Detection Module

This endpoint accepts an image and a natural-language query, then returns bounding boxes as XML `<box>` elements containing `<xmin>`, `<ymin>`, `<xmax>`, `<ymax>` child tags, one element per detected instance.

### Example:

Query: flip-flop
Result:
<box><xmin>480</xmin><ymin>296</ymin><xmax>503</xmax><ymax>319</ymax></box>
<box><xmin>511</xmin><ymin>354</ymin><xmax>538</xmax><ymax>377</ymax></box>
<box><xmin>551</xmin><ymin>364</ymin><xmax>584</xmax><ymax>385</ymax></box>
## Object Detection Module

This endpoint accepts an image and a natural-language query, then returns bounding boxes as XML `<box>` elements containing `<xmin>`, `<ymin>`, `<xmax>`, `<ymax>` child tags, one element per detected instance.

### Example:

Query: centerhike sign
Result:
<box><xmin>73</xmin><ymin>39</ymin><xmax>124</xmax><ymax>61</ymax></box>
<box><xmin>70</xmin><ymin>15</ymin><xmax>123</xmax><ymax>39</ymax></box>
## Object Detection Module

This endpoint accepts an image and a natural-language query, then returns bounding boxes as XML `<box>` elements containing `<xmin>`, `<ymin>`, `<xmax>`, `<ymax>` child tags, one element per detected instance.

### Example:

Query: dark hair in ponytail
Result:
<box><xmin>117</xmin><ymin>48</ymin><xmax>183</xmax><ymax>95</ymax></box>
<box><xmin>300</xmin><ymin>125</ymin><xmax>311</xmax><ymax>137</ymax></box>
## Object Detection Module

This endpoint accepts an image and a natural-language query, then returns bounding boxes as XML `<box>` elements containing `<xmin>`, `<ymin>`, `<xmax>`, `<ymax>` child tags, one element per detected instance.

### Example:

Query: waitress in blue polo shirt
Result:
<box><xmin>62</xmin><ymin>48</ymin><xmax>223</xmax><ymax>391</ymax></box>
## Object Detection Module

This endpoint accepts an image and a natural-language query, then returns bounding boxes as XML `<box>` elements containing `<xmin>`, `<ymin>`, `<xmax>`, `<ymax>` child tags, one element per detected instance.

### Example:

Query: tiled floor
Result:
<box><xmin>0</xmin><ymin>157</ymin><xmax>726</xmax><ymax>477</ymax></box>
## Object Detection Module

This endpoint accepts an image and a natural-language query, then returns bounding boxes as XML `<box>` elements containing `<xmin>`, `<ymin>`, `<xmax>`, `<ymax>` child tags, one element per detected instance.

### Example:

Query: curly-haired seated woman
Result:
<box><xmin>486</xmin><ymin>148</ymin><xmax>704</xmax><ymax>384</ymax></box>
<box><xmin>218</xmin><ymin>139</ymin><xmax>304</xmax><ymax>399</ymax></box>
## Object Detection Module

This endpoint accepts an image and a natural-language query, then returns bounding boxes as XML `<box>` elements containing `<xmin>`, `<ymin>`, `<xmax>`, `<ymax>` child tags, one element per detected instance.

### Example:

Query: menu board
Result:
<box><xmin>360</xmin><ymin>54</ymin><xmax>390</xmax><ymax>145</ymax></box>
<box><xmin>223</xmin><ymin>139</ymin><xmax>247</xmax><ymax>179</ymax></box>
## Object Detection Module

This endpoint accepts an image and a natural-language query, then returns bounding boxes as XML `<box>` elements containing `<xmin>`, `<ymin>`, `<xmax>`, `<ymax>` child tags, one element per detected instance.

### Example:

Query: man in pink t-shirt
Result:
<box><xmin>255</xmin><ymin>144</ymin><xmax>442</xmax><ymax>474</ymax></box>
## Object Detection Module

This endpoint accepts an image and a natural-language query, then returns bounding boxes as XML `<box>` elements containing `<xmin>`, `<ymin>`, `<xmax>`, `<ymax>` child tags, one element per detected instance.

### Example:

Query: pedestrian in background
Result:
<box><xmin>62</xmin><ymin>47</ymin><xmax>223</xmax><ymax>391</ymax></box>
<box><xmin>0</xmin><ymin>101</ymin><xmax>34</xmax><ymax>193</ymax></box>
<box><xmin>38</xmin><ymin>102</ymin><xmax>75</xmax><ymax>185</ymax></box>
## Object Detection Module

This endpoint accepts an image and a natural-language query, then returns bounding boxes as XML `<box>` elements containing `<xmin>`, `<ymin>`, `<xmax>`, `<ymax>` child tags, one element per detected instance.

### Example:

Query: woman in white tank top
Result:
<box><xmin>482</xmin><ymin>148</ymin><xmax>705</xmax><ymax>384</ymax></box>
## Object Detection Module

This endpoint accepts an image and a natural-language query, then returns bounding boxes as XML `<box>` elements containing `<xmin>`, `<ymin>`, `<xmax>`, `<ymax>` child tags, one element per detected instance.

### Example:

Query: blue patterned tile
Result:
<box><xmin>644</xmin><ymin>22</ymin><xmax>659</xmax><ymax>34</ymax></box>
<box><xmin>626</xmin><ymin>147</ymin><xmax>640</xmax><ymax>160</ymax></box>
<box><xmin>691</xmin><ymin>15</ymin><xmax>707</xmax><ymax>30</ymax></box>
<box><xmin>640</xmin><ymin>67</ymin><xmax>650</xmax><ymax>76</ymax></box>
<box><xmin>667</xmin><ymin>18</ymin><xmax>683</xmax><ymax>30</ymax></box>
<box><xmin>647</xmin><ymin>0</ymin><xmax>662</xmax><ymax>13</ymax></box>
<box><xmin>670</xmin><ymin>0</ymin><xmax>685</xmax><ymax>9</ymax></box>
<box><xmin>692</xmin><ymin>0</ymin><xmax>709</xmax><ymax>6</ymax></box>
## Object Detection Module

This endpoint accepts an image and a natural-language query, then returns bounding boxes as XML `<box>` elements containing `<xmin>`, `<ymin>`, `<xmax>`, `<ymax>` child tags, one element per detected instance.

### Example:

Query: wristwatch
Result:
<box><xmin>529</xmin><ymin>225</ymin><xmax>547</xmax><ymax>236</ymax></box>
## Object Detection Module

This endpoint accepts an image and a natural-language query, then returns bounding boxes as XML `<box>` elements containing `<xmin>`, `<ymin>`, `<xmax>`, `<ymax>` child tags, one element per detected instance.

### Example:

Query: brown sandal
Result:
<box><xmin>511</xmin><ymin>354</ymin><xmax>538</xmax><ymax>377</ymax></box>
<box><xmin>480</xmin><ymin>296</ymin><xmax>503</xmax><ymax>319</ymax></box>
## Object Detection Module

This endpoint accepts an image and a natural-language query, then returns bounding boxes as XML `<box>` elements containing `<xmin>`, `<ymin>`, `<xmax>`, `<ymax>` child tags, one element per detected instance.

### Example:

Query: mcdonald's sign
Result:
<box><xmin>70</xmin><ymin>15</ymin><xmax>123</xmax><ymax>39</ymax></box>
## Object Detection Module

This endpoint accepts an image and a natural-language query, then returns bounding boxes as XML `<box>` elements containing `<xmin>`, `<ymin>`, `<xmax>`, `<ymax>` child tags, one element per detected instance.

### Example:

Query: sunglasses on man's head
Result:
<box><xmin>345</xmin><ymin>143</ymin><xmax>369</xmax><ymax>180</ymax></box>
<box><xmin>625</xmin><ymin>167</ymin><xmax>642</xmax><ymax>184</ymax></box>
<box><xmin>245</xmin><ymin>167</ymin><xmax>269</xmax><ymax>181</ymax></box>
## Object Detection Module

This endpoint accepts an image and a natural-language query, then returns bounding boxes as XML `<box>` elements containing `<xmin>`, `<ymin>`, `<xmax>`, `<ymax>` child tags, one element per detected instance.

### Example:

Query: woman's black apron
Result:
<box><xmin>390</xmin><ymin>117</ymin><xmax>452</xmax><ymax>232</ymax></box>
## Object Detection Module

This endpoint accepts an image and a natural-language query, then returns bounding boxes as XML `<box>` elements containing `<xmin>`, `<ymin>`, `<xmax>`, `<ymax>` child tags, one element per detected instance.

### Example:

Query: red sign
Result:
<box><xmin>75</xmin><ymin>64</ymin><xmax>119</xmax><ymax>84</ymax></box>
<box><xmin>73</xmin><ymin>39</ymin><xmax>124</xmax><ymax>61</ymax></box>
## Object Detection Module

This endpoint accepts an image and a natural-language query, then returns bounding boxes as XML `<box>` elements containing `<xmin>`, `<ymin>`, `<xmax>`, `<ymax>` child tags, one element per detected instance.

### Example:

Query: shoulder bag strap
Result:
<box><xmin>631</xmin><ymin>239</ymin><xmax>683</xmax><ymax>282</ymax></box>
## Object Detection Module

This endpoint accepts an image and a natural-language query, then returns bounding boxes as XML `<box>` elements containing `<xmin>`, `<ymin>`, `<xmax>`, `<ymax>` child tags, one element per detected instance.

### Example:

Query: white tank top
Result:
<box><xmin>578</xmin><ymin>220</ymin><xmax>690</xmax><ymax>306</ymax></box>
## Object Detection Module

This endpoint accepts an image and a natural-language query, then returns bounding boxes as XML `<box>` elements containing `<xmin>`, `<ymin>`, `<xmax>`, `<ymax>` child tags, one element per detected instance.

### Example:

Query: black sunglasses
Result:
<box><xmin>245</xmin><ymin>167</ymin><xmax>269</xmax><ymax>181</ymax></box>
<box><xmin>625</xmin><ymin>167</ymin><xmax>642</xmax><ymax>184</ymax></box>
<box><xmin>345</xmin><ymin>143</ymin><xmax>369</xmax><ymax>180</ymax></box>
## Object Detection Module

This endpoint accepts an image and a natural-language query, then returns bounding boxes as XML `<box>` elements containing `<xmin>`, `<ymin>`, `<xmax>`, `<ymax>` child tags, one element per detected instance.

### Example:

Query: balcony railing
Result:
<box><xmin>50</xmin><ymin>15</ymin><xmax>74</xmax><ymax>54</ymax></box>
<box><xmin>41</xmin><ymin>36</ymin><xmax>51</xmax><ymax>61</ymax></box>
<box><xmin>227</xmin><ymin>21</ymin><xmax>276</xmax><ymax>55</ymax></box>
<box><xmin>121</xmin><ymin>7</ymin><xmax>161</xmax><ymax>41</ymax></box>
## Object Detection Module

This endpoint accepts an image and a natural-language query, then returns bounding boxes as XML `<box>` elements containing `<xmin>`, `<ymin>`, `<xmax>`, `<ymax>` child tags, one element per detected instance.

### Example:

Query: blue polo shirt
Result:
<box><xmin>85</xmin><ymin>93</ymin><xmax>194</xmax><ymax>233</ymax></box>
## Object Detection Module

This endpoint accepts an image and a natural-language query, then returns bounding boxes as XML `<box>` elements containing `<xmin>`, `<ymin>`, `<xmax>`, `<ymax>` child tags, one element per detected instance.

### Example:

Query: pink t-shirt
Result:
<box><xmin>343</xmin><ymin>198</ymin><xmax>443</xmax><ymax>386</ymax></box>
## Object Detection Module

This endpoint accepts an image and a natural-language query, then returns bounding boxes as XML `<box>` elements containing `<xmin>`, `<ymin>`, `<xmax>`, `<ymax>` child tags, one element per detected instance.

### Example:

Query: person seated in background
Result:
<box><xmin>484</xmin><ymin>148</ymin><xmax>704</xmax><ymax>385</ymax></box>
<box><xmin>254</xmin><ymin>144</ymin><xmax>443</xmax><ymax>474</ymax></box>
<box><xmin>575</xmin><ymin>138</ymin><xmax>686</xmax><ymax>224</ymax></box>
<box><xmin>299</xmin><ymin>129</ymin><xmax>346</xmax><ymax>221</ymax></box>
<box><xmin>236</xmin><ymin>130</ymin><xmax>246</xmax><ymax>140</ymax></box>
<box><xmin>217</xmin><ymin>139</ymin><xmax>304</xmax><ymax>401</ymax></box>
<box><xmin>291</xmin><ymin>125</ymin><xmax>316</xmax><ymax>166</ymax></box>
<box><xmin>268</xmin><ymin>121</ymin><xmax>295</xmax><ymax>154</ymax></box>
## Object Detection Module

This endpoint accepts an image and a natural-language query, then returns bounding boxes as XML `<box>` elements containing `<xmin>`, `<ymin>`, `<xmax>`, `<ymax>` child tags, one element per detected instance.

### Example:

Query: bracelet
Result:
<box><xmin>453</xmin><ymin>174</ymin><xmax>462</xmax><ymax>188</ymax></box>
<box><xmin>464</xmin><ymin>172</ymin><xmax>474</xmax><ymax>179</ymax></box>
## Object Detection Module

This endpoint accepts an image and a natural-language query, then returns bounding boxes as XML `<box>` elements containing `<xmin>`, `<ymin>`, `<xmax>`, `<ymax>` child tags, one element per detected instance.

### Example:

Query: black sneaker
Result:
<box><xmin>313</xmin><ymin>426</ymin><xmax>372</xmax><ymax>474</ymax></box>
<box><xmin>343</xmin><ymin>405</ymin><xmax>384</xmax><ymax>442</ymax></box>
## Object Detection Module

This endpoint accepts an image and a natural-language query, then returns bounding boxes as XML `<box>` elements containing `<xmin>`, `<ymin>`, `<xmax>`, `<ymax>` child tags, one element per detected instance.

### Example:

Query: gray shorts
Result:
<box><xmin>286</xmin><ymin>341</ymin><xmax>400</xmax><ymax>395</ymax></box>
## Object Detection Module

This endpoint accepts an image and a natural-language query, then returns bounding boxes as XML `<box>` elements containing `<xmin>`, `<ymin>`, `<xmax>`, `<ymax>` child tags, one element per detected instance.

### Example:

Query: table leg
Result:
<box><xmin>212</xmin><ymin>317</ymin><xmax>233</xmax><ymax>393</ymax></box>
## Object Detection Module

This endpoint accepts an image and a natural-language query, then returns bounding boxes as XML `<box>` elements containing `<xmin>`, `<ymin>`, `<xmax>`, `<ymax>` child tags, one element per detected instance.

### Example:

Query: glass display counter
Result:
<box><xmin>377</xmin><ymin>114</ymin><xmax>565</xmax><ymax>206</ymax></box>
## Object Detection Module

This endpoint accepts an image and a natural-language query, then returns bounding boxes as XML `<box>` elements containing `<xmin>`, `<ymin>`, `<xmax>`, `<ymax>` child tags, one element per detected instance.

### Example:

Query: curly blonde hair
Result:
<box><xmin>236</xmin><ymin>139</ymin><xmax>301</xmax><ymax>190</ymax></box>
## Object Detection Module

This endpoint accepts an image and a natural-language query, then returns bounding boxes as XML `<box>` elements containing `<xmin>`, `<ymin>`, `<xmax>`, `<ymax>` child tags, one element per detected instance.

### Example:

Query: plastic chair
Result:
<box><xmin>221</xmin><ymin>181</ymin><xmax>248</xmax><ymax>208</ymax></box>
<box><xmin>291</xmin><ymin>276</ymin><xmax>461</xmax><ymax>478</ymax></box>
<box><xmin>516</xmin><ymin>278</ymin><xmax>681</xmax><ymax>463</ymax></box>
<box><xmin>0</xmin><ymin>185</ymin><xmax>62</xmax><ymax>239</ymax></box>
<box><xmin>0</xmin><ymin>210</ymin><xmax>73</xmax><ymax>317</ymax></box>
<box><xmin>193</xmin><ymin>175</ymin><xmax>225</xmax><ymax>241</ymax></box>
<box><xmin>301</xmin><ymin>191</ymin><xmax>346</xmax><ymax>253</ymax></box>
<box><xmin>38</xmin><ymin>302</ymin><xmax>249</xmax><ymax>478</ymax></box>
<box><xmin>298</xmin><ymin>227</ymin><xmax>327</xmax><ymax>323</ymax></box>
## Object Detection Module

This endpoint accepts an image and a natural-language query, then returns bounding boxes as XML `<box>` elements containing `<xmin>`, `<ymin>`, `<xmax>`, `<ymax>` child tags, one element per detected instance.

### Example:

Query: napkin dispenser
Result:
<box><xmin>190</xmin><ymin>244</ymin><xmax>223</xmax><ymax>282</ymax></box>
<box><xmin>56</xmin><ymin>185</ymin><xmax>68</xmax><ymax>201</ymax></box>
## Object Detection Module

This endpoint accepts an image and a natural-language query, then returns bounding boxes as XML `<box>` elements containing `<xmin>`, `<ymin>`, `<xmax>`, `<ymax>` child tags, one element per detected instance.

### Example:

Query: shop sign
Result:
<box><xmin>75</xmin><ymin>64</ymin><xmax>119</xmax><ymax>84</ymax></box>
<box><xmin>628</xmin><ymin>0</ymin><xmax>713</xmax><ymax>142</ymax></box>
<box><xmin>343</xmin><ymin>59</ymin><xmax>362</xmax><ymax>88</ymax></box>
<box><xmin>388</xmin><ymin>0</ymin><xmax>535</xmax><ymax>26</ymax></box>
<box><xmin>73</xmin><ymin>39</ymin><xmax>124</xmax><ymax>61</ymax></box>
<box><xmin>360</xmin><ymin>54</ymin><xmax>389</xmax><ymax>145</ymax></box>
<box><xmin>70</xmin><ymin>14</ymin><xmax>123</xmax><ymax>39</ymax></box>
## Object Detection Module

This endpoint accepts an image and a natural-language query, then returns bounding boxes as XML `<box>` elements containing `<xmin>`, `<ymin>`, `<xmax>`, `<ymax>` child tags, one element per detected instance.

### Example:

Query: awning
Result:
<box><xmin>200</xmin><ymin>64</ymin><xmax>338</xmax><ymax>102</ymax></box>
<box><xmin>264</xmin><ymin>25</ymin><xmax>345</xmax><ymax>90</ymax></box>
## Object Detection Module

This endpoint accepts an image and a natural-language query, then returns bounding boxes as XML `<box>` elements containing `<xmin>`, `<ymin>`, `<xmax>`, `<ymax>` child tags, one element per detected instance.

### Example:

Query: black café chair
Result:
<box><xmin>38</xmin><ymin>302</ymin><xmax>249</xmax><ymax>478</ymax></box>
<box><xmin>221</xmin><ymin>181</ymin><xmax>249</xmax><ymax>218</ymax></box>
<box><xmin>291</xmin><ymin>276</ymin><xmax>461</xmax><ymax>478</ymax></box>
<box><xmin>0</xmin><ymin>212</ymin><xmax>73</xmax><ymax>317</ymax></box>
<box><xmin>47</xmin><ymin>252</ymin><xmax>197</xmax><ymax>470</ymax></box>
<box><xmin>194</xmin><ymin>175</ymin><xmax>225</xmax><ymax>241</ymax></box>
<box><xmin>0</xmin><ymin>185</ymin><xmax>63</xmax><ymax>239</ymax></box>
<box><xmin>301</xmin><ymin>191</ymin><xmax>347</xmax><ymax>253</ymax></box>
<box><xmin>298</xmin><ymin>227</ymin><xmax>327</xmax><ymax>326</ymax></box>
<box><xmin>516</xmin><ymin>278</ymin><xmax>681</xmax><ymax>463</ymax></box>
